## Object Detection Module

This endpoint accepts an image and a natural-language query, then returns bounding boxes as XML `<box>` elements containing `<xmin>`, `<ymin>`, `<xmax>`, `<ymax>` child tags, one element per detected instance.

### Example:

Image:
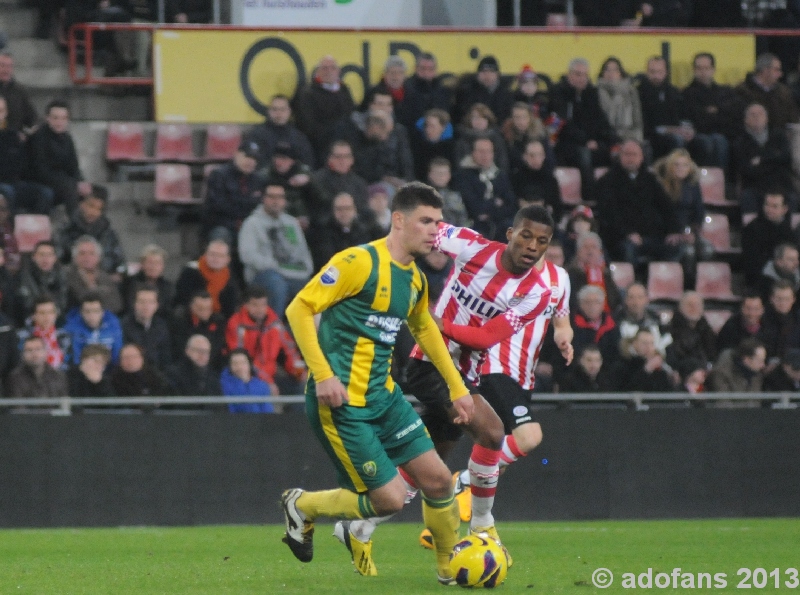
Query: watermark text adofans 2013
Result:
<box><xmin>591</xmin><ymin>567</ymin><xmax>800</xmax><ymax>589</ymax></box>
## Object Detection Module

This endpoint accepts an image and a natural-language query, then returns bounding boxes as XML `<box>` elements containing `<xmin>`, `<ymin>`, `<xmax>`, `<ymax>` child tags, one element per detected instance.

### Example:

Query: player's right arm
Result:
<box><xmin>285</xmin><ymin>249</ymin><xmax>371</xmax><ymax>407</ymax></box>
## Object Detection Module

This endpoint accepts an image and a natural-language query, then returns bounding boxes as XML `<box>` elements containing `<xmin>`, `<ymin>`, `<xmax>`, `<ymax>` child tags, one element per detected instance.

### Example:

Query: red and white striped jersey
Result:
<box><xmin>482</xmin><ymin>260</ymin><xmax>571</xmax><ymax>390</ymax></box>
<box><xmin>410</xmin><ymin>223</ymin><xmax>551</xmax><ymax>381</ymax></box>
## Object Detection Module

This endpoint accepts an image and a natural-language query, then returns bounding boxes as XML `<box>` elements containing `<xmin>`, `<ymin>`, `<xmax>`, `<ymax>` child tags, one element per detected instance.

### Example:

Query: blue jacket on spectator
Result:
<box><xmin>63</xmin><ymin>307</ymin><xmax>123</xmax><ymax>365</ymax></box>
<box><xmin>220</xmin><ymin>367</ymin><xmax>274</xmax><ymax>413</ymax></box>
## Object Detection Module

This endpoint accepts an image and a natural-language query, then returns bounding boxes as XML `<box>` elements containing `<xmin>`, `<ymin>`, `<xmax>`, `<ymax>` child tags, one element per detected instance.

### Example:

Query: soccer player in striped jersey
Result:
<box><xmin>336</xmin><ymin>205</ymin><xmax>564</xmax><ymax>571</ymax></box>
<box><xmin>282</xmin><ymin>182</ymin><xmax>475</xmax><ymax>585</ymax></box>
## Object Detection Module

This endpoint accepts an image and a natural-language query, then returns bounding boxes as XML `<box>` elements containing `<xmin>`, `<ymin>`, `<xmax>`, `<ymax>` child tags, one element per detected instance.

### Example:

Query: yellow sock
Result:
<box><xmin>422</xmin><ymin>493</ymin><xmax>460</xmax><ymax>577</ymax></box>
<box><xmin>296</xmin><ymin>489</ymin><xmax>376</xmax><ymax>521</ymax></box>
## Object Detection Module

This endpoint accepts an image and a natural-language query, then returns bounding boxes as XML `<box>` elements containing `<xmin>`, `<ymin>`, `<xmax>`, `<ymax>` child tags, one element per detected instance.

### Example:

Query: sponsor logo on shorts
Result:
<box><xmin>395</xmin><ymin>418</ymin><xmax>423</xmax><ymax>440</ymax></box>
<box><xmin>362</xmin><ymin>461</ymin><xmax>377</xmax><ymax>477</ymax></box>
<box><xmin>513</xmin><ymin>405</ymin><xmax>529</xmax><ymax>417</ymax></box>
<box><xmin>320</xmin><ymin>265</ymin><xmax>339</xmax><ymax>285</ymax></box>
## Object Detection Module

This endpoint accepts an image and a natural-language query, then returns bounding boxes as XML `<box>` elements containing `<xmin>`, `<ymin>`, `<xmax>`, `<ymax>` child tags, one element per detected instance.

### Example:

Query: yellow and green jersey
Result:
<box><xmin>290</xmin><ymin>238</ymin><xmax>427</xmax><ymax>406</ymax></box>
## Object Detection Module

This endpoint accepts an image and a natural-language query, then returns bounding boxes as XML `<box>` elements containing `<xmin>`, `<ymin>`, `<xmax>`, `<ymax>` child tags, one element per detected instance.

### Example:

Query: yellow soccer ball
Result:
<box><xmin>449</xmin><ymin>533</ymin><xmax>509</xmax><ymax>588</ymax></box>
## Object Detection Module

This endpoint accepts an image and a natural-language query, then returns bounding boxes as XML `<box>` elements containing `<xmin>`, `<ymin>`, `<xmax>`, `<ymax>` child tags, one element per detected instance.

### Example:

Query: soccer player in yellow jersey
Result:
<box><xmin>282</xmin><ymin>182</ymin><xmax>475</xmax><ymax>584</ymax></box>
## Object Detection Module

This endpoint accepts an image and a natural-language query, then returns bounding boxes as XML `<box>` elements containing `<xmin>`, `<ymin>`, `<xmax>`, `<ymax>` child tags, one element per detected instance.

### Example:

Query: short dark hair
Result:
<box><xmin>33</xmin><ymin>294</ymin><xmax>57</xmax><ymax>311</ymax></box>
<box><xmin>579</xmin><ymin>344</ymin><xmax>601</xmax><ymax>358</ymax></box>
<box><xmin>417</xmin><ymin>52</ymin><xmax>436</xmax><ymax>64</ymax></box>
<box><xmin>428</xmin><ymin>157</ymin><xmax>451</xmax><ymax>171</ymax></box>
<box><xmin>391</xmin><ymin>182</ymin><xmax>443</xmax><ymax>213</ymax></box>
<box><xmin>80</xmin><ymin>291</ymin><xmax>103</xmax><ymax>307</ymax></box>
<box><xmin>244</xmin><ymin>284</ymin><xmax>268</xmax><ymax>302</ymax></box>
<box><xmin>512</xmin><ymin>205</ymin><xmax>555</xmax><ymax>230</ymax></box>
<box><xmin>771</xmin><ymin>278</ymin><xmax>795</xmax><ymax>295</ymax></box>
<box><xmin>87</xmin><ymin>184</ymin><xmax>108</xmax><ymax>202</ymax></box>
<box><xmin>33</xmin><ymin>240</ymin><xmax>56</xmax><ymax>253</ymax></box>
<box><xmin>693</xmin><ymin>52</ymin><xmax>715</xmax><ymax>68</ymax></box>
<box><xmin>328</xmin><ymin>139</ymin><xmax>352</xmax><ymax>158</ymax></box>
<box><xmin>736</xmin><ymin>337</ymin><xmax>765</xmax><ymax>360</ymax></box>
<box><xmin>774</xmin><ymin>242</ymin><xmax>798</xmax><ymax>260</ymax></box>
<box><xmin>81</xmin><ymin>344</ymin><xmax>111</xmax><ymax>363</ymax></box>
<box><xmin>190</xmin><ymin>290</ymin><xmax>212</xmax><ymax>302</ymax></box>
<box><xmin>228</xmin><ymin>347</ymin><xmax>253</xmax><ymax>366</ymax></box>
<box><xmin>45</xmin><ymin>99</ymin><xmax>69</xmax><ymax>115</ymax></box>
<box><xmin>741</xmin><ymin>290</ymin><xmax>763</xmax><ymax>304</ymax></box>
<box><xmin>134</xmin><ymin>286</ymin><xmax>158</xmax><ymax>300</ymax></box>
<box><xmin>471</xmin><ymin>133</ymin><xmax>494</xmax><ymax>151</ymax></box>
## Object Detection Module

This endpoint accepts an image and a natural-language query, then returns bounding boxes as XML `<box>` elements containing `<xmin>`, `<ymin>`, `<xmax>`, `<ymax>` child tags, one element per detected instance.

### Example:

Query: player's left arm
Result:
<box><xmin>440</xmin><ymin>286</ymin><xmax>553</xmax><ymax>351</ymax></box>
<box><xmin>552</xmin><ymin>272</ymin><xmax>573</xmax><ymax>364</ymax></box>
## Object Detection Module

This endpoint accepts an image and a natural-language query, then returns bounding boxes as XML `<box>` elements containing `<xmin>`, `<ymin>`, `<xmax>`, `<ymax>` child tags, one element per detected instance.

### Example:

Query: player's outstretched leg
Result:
<box><xmin>333</xmin><ymin>468</ymin><xmax>419</xmax><ymax>575</ymax></box>
<box><xmin>281</xmin><ymin>487</ymin><xmax>378</xmax><ymax>563</ymax></box>
<box><xmin>419</xmin><ymin>471</ymin><xmax>470</xmax><ymax>550</ymax></box>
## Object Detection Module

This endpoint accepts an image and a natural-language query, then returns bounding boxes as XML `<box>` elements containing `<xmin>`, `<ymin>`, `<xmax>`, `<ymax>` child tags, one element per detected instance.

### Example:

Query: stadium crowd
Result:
<box><xmin>4</xmin><ymin>37</ymin><xmax>800</xmax><ymax>410</ymax></box>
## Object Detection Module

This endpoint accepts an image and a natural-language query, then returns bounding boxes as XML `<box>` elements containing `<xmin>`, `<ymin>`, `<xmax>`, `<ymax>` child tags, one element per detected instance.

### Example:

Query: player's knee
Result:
<box><xmin>479</xmin><ymin>417</ymin><xmax>505</xmax><ymax>451</ymax></box>
<box><xmin>371</xmin><ymin>489</ymin><xmax>406</xmax><ymax>516</ymax></box>
<box><xmin>417</xmin><ymin>467</ymin><xmax>452</xmax><ymax>500</ymax></box>
<box><xmin>514</xmin><ymin>423</ymin><xmax>543</xmax><ymax>453</ymax></box>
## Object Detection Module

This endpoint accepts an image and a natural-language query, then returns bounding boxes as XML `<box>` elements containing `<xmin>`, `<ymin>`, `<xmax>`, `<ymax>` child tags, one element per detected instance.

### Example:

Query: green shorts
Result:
<box><xmin>305</xmin><ymin>380</ymin><xmax>434</xmax><ymax>493</ymax></box>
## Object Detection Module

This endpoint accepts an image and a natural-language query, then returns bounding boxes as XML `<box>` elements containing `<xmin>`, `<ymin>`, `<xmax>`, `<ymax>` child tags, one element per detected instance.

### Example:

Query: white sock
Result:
<box><xmin>348</xmin><ymin>471</ymin><xmax>418</xmax><ymax>542</ymax></box>
<box><xmin>468</xmin><ymin>445</ymin><xmax>500</xmax><ymax>529</ymax></box>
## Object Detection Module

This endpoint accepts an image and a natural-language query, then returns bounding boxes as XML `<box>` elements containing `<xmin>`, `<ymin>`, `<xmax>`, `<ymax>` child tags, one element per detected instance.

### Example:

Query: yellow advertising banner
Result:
<box><xmin>154</xmin><ymin>28</ymin><xmax>755</xmax><ymax>123</ymax></box>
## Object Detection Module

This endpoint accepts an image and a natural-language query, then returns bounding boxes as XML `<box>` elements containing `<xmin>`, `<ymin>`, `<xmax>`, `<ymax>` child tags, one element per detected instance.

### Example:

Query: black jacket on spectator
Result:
<box><xmin>15</xmin><ymin>260</ymin><xmax>69</xmax><ymax>324</ymax></box>
<box><xmin>262</xmin><ymin>162</ymin><xmax>316</xmax><ymax>222</ymax></box>
<box><xmin>121</xmin><ymin>314</ymin><xmax>173</xmax><ymax>371</ymax></box>
<box><xmin>549</xmin><ymin>77</ymin><xmax>617</xmax><ymax>157</ymax></box>
<box><xmin>351</xmin><ymin>127</ymin><xmax>415</xmax><ymax>184</ymax></box>
<box><xmin>402</xmin><ymin>74</ymin><xmax>453</xmax><ymax>130</ymax></box>
<box><xmin>67</xmin><ymin>366</ymin><xmax>115</xmax><ymax>397</ymax></box>
<box><xmin>609</xmin><ymin>355</ymin><xmax>675</xmax><ymax>392</ymax></box>
<box><xmin>244</xmin><ymin>120</ymin><xmax>315</xmax><ymax>169</ymax></box>
<box><xmin>740</xmin><ymin>213</ymin><xmax>796</xmax><ymax>287</ymax></box>
<box><xmin>0</xmin><ymin>79</ymin><xmax>37</xmax><ymax>132</ymax></box>
<box><xmin>27</xmin><ymin>125</ymin><xmax>83</xmax><ymax>190</ymax></box>
<box><xmin>309</xmin><ymin>167</ymin><xmax>370</xmax><ymax>228</ymax></box>
<box><xmin>202</xmin><ymin>162</ymin><xmax>267</xmax><ymax>238</ymax></box>
<box><xmin>558</xmin><ymin>365</ymin><xmax>614</xmax><ymax>393</ymax></box>
<box><xmin>312</xmin><ymin>218</ymin><xmax>382</xmax><ymax>271</ymax></box>
<box><xmin>110</xmin><ymin>365</ymin><xmax>170</xmax><ymax>397</ymax></box>
<box><xmin>681</xmin><ymin>79</ymin><xmax>744</xmax><ymax>139</ymax></box>
<box><xmin>452</xmin><ymin>158</ymin><xmax>516</xmax><ymax>241</ymax></box>
<box><xmin>410</xmin><ymin>123</ymin><xmax>455</xmax><ymax>182</ymax></box>
<box><xmin>666</xmin><ymin>310</ymin><xmax>718</xmax><ymax>369</ymax></box>
<box><xmin>716</xmin><ymin>312</ymin><xmax>764</xmax><ymax>353</ymax></box>
<box><xmin>55</xmin><ymin>210</ymin><xmax>126</xmax><ymax>275</ymax></box>
<box><xmin>763</xmin><ymin>364</ymin><xmax>800</xmax><ymax>391</ymax></box>
<box><xmin>294</xmin><ymin>80</ymin><xmax>355</xmax><ymax>164</ymax></box>
<box><xmin>637</xmin><ymin>77</ymin><xmax>687</xmax><ymax>141</ymax></box>
<box><xmin>735</xmin><ymin>74</ymin><xmax>800</xmax><ymax>130</ymax></box>
<box><xmin>452</xmin><ymin>127</ymin><xmax>510</xmax><ymax>175</ymax></box>
<box><xmin>170</xmin><ymin>308</ymin><xmax>227</xmax><ymax>370</ymax></box>
<box><xmin>595</xmin><ymin>163</ymin><xmax>679</xmax><ymax>259</ymax></box>
<box><xmin>362</xmin><ymin>78</ymin><xmax>413</xmax><ymax>130</ymax></box>
<box><xmin>166</xmin><ymin>355</ymin><xmax>222</xmax><ymax>397</ymax></box>
<box><xmin>759</xmin><ymin>306</ymin><xmax>800</xmax><ymax>361</ymax></box>
<box><xmin>0</xmin><ymin>312</ymin><xmax>17</xmax><ymax>395</ymax></box>
<box><xmin>510</xmin><ymin>161</ymin><xmax>563</xmax><ymax>223</ymax></box>
<box><xmin>0</xmin><ymin>127</ymin><xmax>27</xmax><ymax>184</ymax></box>
<box><xmin>173</xmin><ymin>263</ymin><xmax>240</xmax><ymax>320</ymax></box>
<box><xmin>568</xmin><ymin>311</ymin><xmax>621</xmax><ymax>379</ymax></box>
<box><xmin>731</xmin><ymin>127</ymin><xmax>794</xmax><ymax>198</ymax></box>
<box><xmin>453</xmin><ymin>75</ymin><xmax>514</xmax><ymax>125</ymax></box>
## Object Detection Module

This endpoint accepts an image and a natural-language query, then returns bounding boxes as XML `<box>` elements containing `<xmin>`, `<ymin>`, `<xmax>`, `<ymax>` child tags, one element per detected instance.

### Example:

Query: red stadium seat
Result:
<box><xmin>14</xmin><ymin>214</ymin><xmax>52</xmax><ymax>252</ymax></box>
<box><xmin>696</xmin><ymin>262</ymin><xmax>741</xmax><ymax>303</ymax></box>
<box><xmin>106</xmin><ymin>122</ymin><xmax>147</xmax><ymax>161</ymax></box>
<box><xmin>554</xmin><ymin>167</ymin><xmax>581</xmax><ymax>205</ymax></box>
<box><xmin>155</xmin><ymin>123</ymin><xmax>195</xmax><ymax>161</ymax></box>
<box><xmin>698</xmin><ymin>167</ymin><xmax>736</xmax><ymax>207</ymax></box>
<box><xmin>647</xmin><ymin>262</ymin><xmax>683</xmax><ymax>302</ymax></box>
<box><xmin>155</xmin><ymin>164</ymin><xmax>201</xmax><ymax>205</ymax></box>
<box><xmin>204</xmin><ymin>124</ymin><xmax>242</xmax><ymax>161</ymax></box>
<box><xmin>701</xmin><ymin>214</ymin><xmax>741</xmax><ymax>256</ymax></box>
<box><xmin>609</xmin><ymin>261</ymin><xmax>635</xmax><ymax>290</ymax></box>
<box><xmin>704</xmin><ymin>309</ymin><xmax>733</xmax><ymax>334</ymax></box>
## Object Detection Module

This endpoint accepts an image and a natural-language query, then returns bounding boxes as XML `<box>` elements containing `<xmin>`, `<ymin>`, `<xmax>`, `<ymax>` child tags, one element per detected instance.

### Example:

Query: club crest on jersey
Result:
<box><xmin>509</xmin><ymin>292</ymin><xmax>526</xmax><ymax>307</ymax></box>
<box><xmin>362</xmin><ymin>461</ymin><xmax>377</xmax><ymax>477</ymax></box>
<box><xmin>320</xmin><ymin>266</ymin><xmax>339</xmax><ymax>285</ymax></box>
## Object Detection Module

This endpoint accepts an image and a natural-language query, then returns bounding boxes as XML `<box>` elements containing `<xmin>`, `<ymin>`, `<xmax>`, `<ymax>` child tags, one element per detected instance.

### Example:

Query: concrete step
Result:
<box><xmin>14</xmin><ymin>66</ymin><xmax>72</xmax><ymax>88</ymax></box>
<box><xmin>0</xmin><ymin>7</ymin><xmax>36</xmax><ymax>38</ymax></box>
<box><xmin>5</xmin><ymin>37</ymin><xmax>67</xmax><ymax>68</ymax></box>
<box><xmin>28</xmin><ymin>87</ymin><xmax>152</xmax><ymax>122</ymax></box>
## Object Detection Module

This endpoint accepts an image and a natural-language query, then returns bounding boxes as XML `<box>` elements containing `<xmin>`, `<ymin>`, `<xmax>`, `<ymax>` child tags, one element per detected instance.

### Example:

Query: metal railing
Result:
<box><xmin>0</xmin><ymin>392</ymin><xmax>796</xmax><ymax>415</ymax></box>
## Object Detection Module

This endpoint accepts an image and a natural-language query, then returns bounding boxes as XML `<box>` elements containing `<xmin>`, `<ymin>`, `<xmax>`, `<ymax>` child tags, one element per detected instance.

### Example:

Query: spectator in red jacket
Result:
<box><xmin>225</xmin><ymin>284</ymin><xmax>306</xmax><ymax>395</ymax></box>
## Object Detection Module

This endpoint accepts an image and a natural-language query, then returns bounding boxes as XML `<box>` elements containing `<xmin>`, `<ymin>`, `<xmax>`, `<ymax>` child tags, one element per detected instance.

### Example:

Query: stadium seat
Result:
<box><xmin>701</xmin><ymin>214</ymin><xmax>741</xmax><ymax>256</ymax></box>
<box><xmin>554</xmin><ymin>167</ymin><xmax>581</xmax><ymax>205</ymax></box>
<box><xmin>698</xmin><ymin>167</ymin><xmax>736</xmax><ymax>207</ymax></box>
<box><xmin>609</xmin><ymin>261</ymin><xmax>635</xmax><ymax>290</ymax></box>
<box><xmin>155</xmin><ymin>123</ymin><xmax>195</xmax><ymax>161</ymax></box>
<box><xmin>704</xmin><ymin>309</ymin><xmax>733</xmax><ymax>334</ymax></box>
<box><xmin>154</xmin><ymin>164</ymin><xmax>202</xmax><ymax>205</ymax></box>
<box><xmin>14</xmin><ymin>214</ymin><xmax>52</xmax><ymax>252</ymax></box>
<box><xmin>647</xmin><ymin>262</ymin><xmax>684</xmax><ymax>302</ymax></box>
<box><xmin>695</xmin><ymin>262</ymin><xmax>741</xmax><ymax>303</ymax></box>
<box><xmin>204</xmin><ymin>124</ymin><xmax>242</xmax><ymax>161</ymax></box>
<box><xmin>106</xmin><ymin>122</ymin><xmax>147</xmax><ymax>161</ymax></box>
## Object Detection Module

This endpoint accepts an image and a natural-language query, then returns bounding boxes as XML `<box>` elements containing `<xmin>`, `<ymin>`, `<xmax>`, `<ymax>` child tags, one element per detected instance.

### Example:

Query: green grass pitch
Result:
<box><xmin>2</xmin><ymin>519</ymin><xmax>798</xmax><ymax>594</ymax></box>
